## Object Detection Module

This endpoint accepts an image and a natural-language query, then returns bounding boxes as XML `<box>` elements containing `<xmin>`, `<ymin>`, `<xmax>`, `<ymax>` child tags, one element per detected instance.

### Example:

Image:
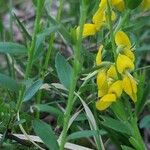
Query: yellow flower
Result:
<box><xmin>99</xmin><ymin>0</ymin><xmax>125</xmax><ymax>11</ymax></box>
<box><xmin>116</xmin><ymin>54</ymin><xmax>134</xmax><ymax>74</ymax></box>
<box><xmin>96</xmin><ymin>45</ymin><xmax>103</xmax><ymax>65</ymax></box>
<box><xmin>123</xmin><ymin>75</ymin><xmax>137</xmax><ymax>102</ymax></box>
<box><xmin>96</xmin><ymin>93</ymin><xmax>116</xmax><ymax>110</ymax></box>
<box><xmin>115</xmin><ymin>31</ymin><xmax>131</xmax><ymax>48</ymax></box>
<box><xmin>76</xmin><ymin>24</ymin><xmax>96</xmax><ymax>38</ymax></box>
<box><xmin>107</xmin><ymin>65</ymin><xmax>117</xmax><ymax>79</ymax></box>
<box><xmin>123</xmin><ymin>48</ymin><xmax>135</xmax><ymax>62</ymax></box>
<box><xmin>108</xmin><ymin>80</ymin><xmax>123</xmax><ymax>97</ymax></box>
<box><xmin>92</xmin><ymin>8</ymin><xmax>105</xmax><ymax>30</ymax></box>
<box><xmin>111</xmin><ymin>0</ymin><xmax>125</xmax><ymax>11</ymax></box>
<box><xmin>92</xmin><ymin>8</ymin><xmax>116</xmax><ymax>31</ymax></box>
<box><xmin>141</xmin><ymin>0</ymin><xmax>150</xmax><ymax>11</ymax></box>
<box><xmin>99</xmin><ymin>0</ymin><xmax>107</xmax><ymax>10</ymax></box>
<box><xmin>97</xmin><ymin>70</ymin><xmax>108</xmax><ymax>97</ymax></box>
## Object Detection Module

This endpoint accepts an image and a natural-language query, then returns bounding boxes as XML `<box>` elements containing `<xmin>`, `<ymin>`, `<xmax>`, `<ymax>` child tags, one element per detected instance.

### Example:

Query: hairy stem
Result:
<box><xmin>106</xmin><ymin>0</ymin><xmax>116</xmax><ymax>60</ymax></box>
<box><xmin>16</xmin><ymin>0</ymin><xmax>44</xmax><ymax>114</ymax></box>
<box><xmin>59</xmin><ymin>1</ymin><xmax>87</xmax><ymax>149</ymax></box>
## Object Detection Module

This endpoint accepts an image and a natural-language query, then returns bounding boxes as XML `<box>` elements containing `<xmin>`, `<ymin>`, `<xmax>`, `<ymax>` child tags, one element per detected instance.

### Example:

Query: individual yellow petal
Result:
<box><xmin>99</xmin><ymin>0</ymin><xmax>107</xmax><ymax>10</ymax></box>
<box><xmin>115</xmin><ymin>31</ymin><xmax>131</xmax><ymax>48</ymax></box>
<box><xmin>123</xmin><ymin>75</ymin><xmax>137</xmax><ymax>102</ymax></box>
<box><xmin>98</xmin><ymin>88</ymin><xmax>107</xmax><ymax>97</ymax></box>
<box><xmin>92</xmin><ymin>8</ymin><xmax>105</xmax><ymax>30</ymax></box>
<box><xmin>96</xmin><ymin>45</ymin><xmax>103</xmax><ymax>65</ymax></box>
<box><xmin>123</xmin><ymin>48</ymin><xmax>135</xmax><ymax>62</ymax></box>
<box><xmin>97</xmin><ymin>70</ymin><xmax>108</xmax><ymax>96</ymax></box>
<box><xmin>141</xmin><ymin>0</ymin><xmax>150</xmax><ymax>11</ymax></box>
<box><xmin>107</xmin><ymin>65</ymin><xmax>117</xmax><ymax>79</ymax></box>
<box><xmin>108</xmin><ymin>80</ymin><xmax>123</xmax><ymax>97</ymax></box>
<box><xmin>97</xmin><ymin>70</ymin><xmax>107</xmax><ymax>89</ymax></box>
<box><xmin>76</xmin><ymin>24</ymin><xmax>97</xmax><ymax>38</ymax></box>
<box><xmin>96</xmin><ymin>94</ymin><xmax>116</xmax><ymax>110</ymax></box>
<box><xmin>93</xmin><ymin>4</ymin><xmax>116</xmax><ymax>30</ymax></box>
<box><xmin>107</xmin><ymin>78</ymin><xmax>114</xmax><ymax>87</ymax></box>
<box><xmin>116</xmin><ymin>54</ymin><xmax>134</xmax><ymax>74</ymax></box>
<box><xmin>111</xmin><ymin>0</ymin><xmax>125</xmax><ymax>11</ymax></box>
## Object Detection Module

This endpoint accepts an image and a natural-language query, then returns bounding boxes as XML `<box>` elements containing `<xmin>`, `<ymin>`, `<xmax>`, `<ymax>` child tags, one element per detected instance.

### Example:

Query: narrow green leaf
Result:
<box><xmin>0</xmin><ymin>73</ymin><xmax>20</xmax><ymax>92</ymax></box>
<box><xmin>13</xmin><ymin>13</ymin><xmax>31</xmax><ymax>40</ymax></box>
<box><xmin>55</xmin><ymin>53</ymin><xmax>73</xmax><ymax>89</ymax></box>
<box><xmin>121</xmin><ymin>145</ymin><xmax>135</xmax><ymax>150</ymax></box>
<box><xmin>0</xmin><ymin>42</ymin><xmax>27</xmax><ymax>55</ymax></box>
<box><xmin>136</xmin><ymin>76</ymin><xmax>150</xmax><ymax>115</ymax></box>
<box><xmin>79</xmin><ymin>96</ymin><xmax>104</xmax><ymax>149</ymax></box>
<box><xmin>36</xmin><ymin>26</ymin><xmax>59</xmax><ymax>50</ymax></box>
<box><xmin>47</xmin><ymin>15</ymin><xmax>73</xmax><ymax>44</ymax></box>
<box><xmin>129</xmin><ymin>137</ymin><xmax>143</xmax><ymax>150</ymax></box>
<box><xmin>23</xmin><ymin>79</ymin><xmax>43</xmax><ymax>102</ymax></box>
<box><xmin>101</xmin><ymin>116</ymin><xmax>131</xmax><ymax>135</ymax></box>
<box><xmin>68</xmin><ymin>130</ymin><xmax>107</xmax><ymax>140</ymax></box>
<box><xmin>33</xmin><ymin>119</ymin><xmax>59</xmax><ymax>150</ymax></box>
<box><xmin>34</xmin><ymin>104</ymin><xmax>63</xmax><ymax>117</ymax></box>
<box><xmin>139</xmin><ymin>115</ymin><xmax>150</xmax><ymax>129</ymax></box>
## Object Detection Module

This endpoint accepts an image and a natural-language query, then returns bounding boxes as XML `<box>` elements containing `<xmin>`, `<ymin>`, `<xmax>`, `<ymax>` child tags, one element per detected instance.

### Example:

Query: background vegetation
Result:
<box><xmin>0</xmin><ymin>0</ymin><xmax>150</xmax><ymax>149</ymax></box>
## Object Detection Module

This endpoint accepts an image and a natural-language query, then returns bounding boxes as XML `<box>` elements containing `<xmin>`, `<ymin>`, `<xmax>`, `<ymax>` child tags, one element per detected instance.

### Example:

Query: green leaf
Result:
<box><xmin>33</xmin><ymin>119</ymin><xmax>59</xmax><ymax>150</ymax></box>
<box><xmin>23</xmin><ymin>79</ymin><xmax>43</xmax><ymax>102</ymax></box>
<box><xmin>68</xmin><ymin>130</ymin><xmax>107</xmax><ymax>140</ymax></box>
<box><xmin>55</xmin><ymin>53</ymin><xmax>73</xmax><ymax>89</ymax></box>
<box><xmin>101</xmin><ymin>116</ymin><xmax>131</xmax><ymax>135</ymax></box>
<box><xmin>36</xmin><ymin>26</ymin><xmax>59</xmax><ymax>50</ymax></box>
<box><xmin>129</xmin><ymin>137</ymin><xmax>143</xmax><ymax>150</ymax></box>
<box><xmin>78</xmin><ymin>96</ymin><xmax>104</xmax><ymax>149</ymax></box>
<box><xmin>0</xmin><ymin>73</ymin><xmax>20</xmax><ymax>92</ymax></box>
<box><xmin>136</xmin><ymin>76</ymin><xmax>150</xmax><ymax>115</ymax></box>
<box><xmin>48</xmin><ymin>15</ymin><xmax>73</xmax><ymax>44</ymax></box>
<box><xmin>124</xmin><ymin>0</ymin><xmax>142</xmax><ymax>9</ymax></box>
<box><xmin>13</xmin><ymin>13</ymin><xmax>31</xmax><ymax>40</ymax></box>
<box><xmin>0</xmin><ymin>42</ymin><xmax>27</xmax><ymax>55</ymax></box>
<box><xmin>34</xmin><ymin>104</ymin><xmax>63</xmax><ymax>117</ymax></box>
<box><xmin>139</xmin><ymin>115</ymin><xmax>150</xmax><ymax>129</ymax></box>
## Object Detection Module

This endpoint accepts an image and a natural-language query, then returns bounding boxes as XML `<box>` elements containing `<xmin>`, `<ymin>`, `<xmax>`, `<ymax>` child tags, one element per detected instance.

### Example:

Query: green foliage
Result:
<box><xmin>33</xmin><ymin>119</ymin><xmax>59</xmax><ymax>150</ymax></box>
<box><xmin>139</xmin><ymin>115</ymin><xmax>150</xmax><ymax>128</ymax></box>
<box><xmin>23</xmin><ymin>79</ymin><xmax>43</xmax><ymax>102</ymax></box>
<box><xmin>34</xmin><ymin>104</ymin><xmax>63</xmax><ymax>117</ymax></box>
<box><xmin>0</xmin><ymin>42</ymin><xmax>27</xmax><ymax>55</ymax></box>
<box><xmin>68</xmin><ymin>130</ymin><xmax>107</xmax><ymax>140</ymax></box>
<box><xmin>55</xmin><ymin>53</ymin><xmax>73</xmax><ymax>89</ymax></box>
<box><xmin>0</xmin><ymin>0</ymin><xmax>150</xmax><ymax>149</ymax></box>
<box><xmin>124</xmin><ymin>0</ymin><xmax>143</xmax><ymax>9</ymax></box>
<box><xmin>101</xmin><ymin>116</ymin><xmax>131</xmax><ymax>135</ymax></box>
<box><xmin>0</xmin><ymin>73</ymin><xmax>20</xmax><ymax>92</ymax></box>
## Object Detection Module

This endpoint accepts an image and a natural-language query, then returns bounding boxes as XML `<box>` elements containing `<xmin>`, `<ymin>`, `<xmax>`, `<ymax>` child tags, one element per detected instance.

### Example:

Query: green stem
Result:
<box><xmin>43</xmin><ymin>0</ymin><xmax>64</xmax><ymax>73</ymax></box>
<box><xmin>59</xmin><ymin>1</ymin><xmax>87</xmax><ymax>149</ymax></box>
<box><xmin>130</xmin><ymin>117</ymin><xmax>146</xmax><ymax>150</ymax></box>
<box><xmin>16</xmin><ymin>0</ymin><xmax>44</xmax><ymax>113</ymax></box>
<box><xmin>114</xmin><ymin>9</ymin><xmax>130</xmax><ymax>34</ymax></box>
<box><xmin>106</xmin><ymin>0</ymin><xmax>116</xmax><ymax>60</ymax></box>
<box><xmin>36</xmin><ymin>0</ymin><xmax>64</xmax><ymax>118</ymax></box>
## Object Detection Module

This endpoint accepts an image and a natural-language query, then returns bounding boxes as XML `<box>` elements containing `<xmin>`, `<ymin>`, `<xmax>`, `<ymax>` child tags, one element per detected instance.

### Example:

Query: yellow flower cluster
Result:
<box><xmin>96</xmin><ymin>31</ymin><xmax>138</xmax><ymax>111</ymax></box>
<box><xmin>77</xmin><ymin>0</ymin><xmax>123</xmax><ymax>38</ymax></box>
<box><xmin>77</xmin><ymin>0</ymin><xmax>150</xmax><ymax>38</ymax></box>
